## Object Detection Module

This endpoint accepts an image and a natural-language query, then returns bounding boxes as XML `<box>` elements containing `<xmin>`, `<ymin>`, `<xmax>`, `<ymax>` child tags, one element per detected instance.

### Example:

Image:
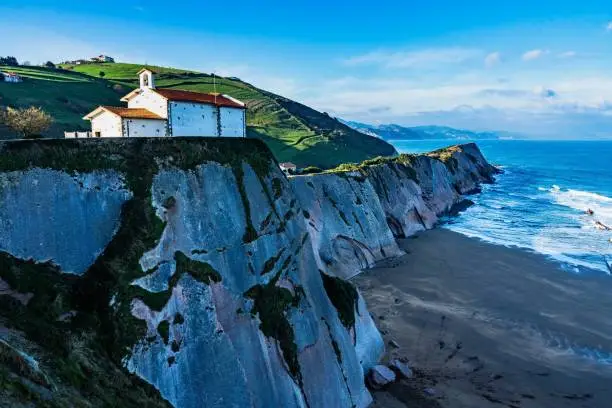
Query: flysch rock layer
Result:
<box><xmin>290</xmin><ymin>171</ymin><xmax>403</xmax><ymax>279</ymax></box>
<box><xmin>0</xmin><ymin>168</ymin><xmax>131</xmax><ymax>274</ymax></box>
<box><xmin>0</xmin><ymin>139</ymin><xmax>497</xmax><ymax>408</ymax></box>
<box><xmin>294</xmin><ymin>142</ymin><xmax>498</xmax><ymax>244</ymax></box>
<box><xmin>127</xmin><ymin>162</ymin><xmax>376</xmax><ymax>408</ymax></box>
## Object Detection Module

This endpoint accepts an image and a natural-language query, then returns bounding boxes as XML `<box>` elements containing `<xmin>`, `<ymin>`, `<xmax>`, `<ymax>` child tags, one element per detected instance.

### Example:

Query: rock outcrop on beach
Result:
<box><xmin>0</xmin><ymin>138</ymin><xmax>496</xmax><ymax>407</ymax></box>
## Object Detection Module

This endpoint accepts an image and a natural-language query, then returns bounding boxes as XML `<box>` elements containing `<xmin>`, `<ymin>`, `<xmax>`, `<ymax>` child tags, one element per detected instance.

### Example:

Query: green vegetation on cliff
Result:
<box><xmin>320</xmin><ymin>271</ymin><xmax>358</xmax><ymax>330</ymax></box>
<box><xmin>0</xmin><ymin>63</ymin><xmax>396</xmax><ymax>168</ymax></box>
<box><xmin>0</xmin><ymin>137</ymin><xmax>275</xmax><ymax>407</ymax></box>
<box><xmin>244</xmin><ymin>269</ymin><xmax>303</xmax><ymax>385</ymax></box>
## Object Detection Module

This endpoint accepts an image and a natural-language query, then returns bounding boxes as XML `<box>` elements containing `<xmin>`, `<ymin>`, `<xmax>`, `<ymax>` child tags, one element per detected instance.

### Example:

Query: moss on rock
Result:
<box><xmin>261</xmin><ymin>249</ymin><xmax>286</xmax><ymax>276</ymax></box>
<box><xmin>173</xmin><ymin>313</ymin><xmax>185</xmax><ymax>325</ymax></box>
<box><xmin>174</xmin><ymin>251</ymin><xmax>221</xmax><ymax>285</ymax></box>
<box><xmin>320</xmin><ymin>271</ymin><xmax>358</xmax><ymax>330</ymax></box>
<box><xmin>272</xmin><ymin>177</ymin><xmax>283</xmax><ymax>199</ymax></box>
<box><xmin>157</xmin><ymin>321</ymin><xmax>170</xmax><ymax>345</ymax></box>
<box><xmin>244</xmin><ymin>270</ymin><xmax>302</xmax><ymax>385</ymax></box>
<box><xmin>325</xmin><ymin>153</ymin><xmax>419</xmax><ymax>184</ymax></box>
<box><xmin>0</xmin><ymin>137</ymin><xmax>277</xmax><ymax>407</ymax></box>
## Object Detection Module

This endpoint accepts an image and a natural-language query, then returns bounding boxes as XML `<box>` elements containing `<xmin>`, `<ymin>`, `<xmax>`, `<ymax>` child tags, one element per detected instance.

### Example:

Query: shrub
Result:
<box><xmin>0</xmin><ymin>106</ymin><xmax>54</xmax><ymax>139</ymax></box>
<box><xmin>0</xmin><ymin>56</ymin><xmax>18</xmax><ymax>66</ymax></box>
<box><xmin>300</xmin><ymin>166</ymin><xmax>323</xmax><ymax>175</ymax></box>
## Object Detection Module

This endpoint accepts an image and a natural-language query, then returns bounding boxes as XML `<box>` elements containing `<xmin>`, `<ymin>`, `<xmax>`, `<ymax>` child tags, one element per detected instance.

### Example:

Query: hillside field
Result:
<box><xmin>0</xmin><ymin>63</ymin><xmax>396</xmax><ymax>168</ymax></box>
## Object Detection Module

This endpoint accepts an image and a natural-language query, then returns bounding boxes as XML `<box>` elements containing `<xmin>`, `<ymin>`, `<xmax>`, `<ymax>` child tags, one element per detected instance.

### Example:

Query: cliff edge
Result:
<box><xmin>0</xmin><ymin>139</ymin><xmax>497</xmax><ymax>408</ymax></box>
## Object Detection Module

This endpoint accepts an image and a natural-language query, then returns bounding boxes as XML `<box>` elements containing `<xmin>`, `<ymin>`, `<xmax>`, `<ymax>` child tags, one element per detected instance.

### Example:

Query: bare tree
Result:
<box><xmin>0</xmin><ymin>107</ymin><xmax>54</xmax><ymax>139</ymax></box>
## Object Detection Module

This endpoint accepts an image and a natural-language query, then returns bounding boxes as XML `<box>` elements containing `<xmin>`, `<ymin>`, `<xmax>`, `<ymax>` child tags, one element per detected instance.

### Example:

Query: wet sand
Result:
<box><xmin>353</xmin><ymin>229</ymin><xmax>612</xmax><ymax>408</ymax></box>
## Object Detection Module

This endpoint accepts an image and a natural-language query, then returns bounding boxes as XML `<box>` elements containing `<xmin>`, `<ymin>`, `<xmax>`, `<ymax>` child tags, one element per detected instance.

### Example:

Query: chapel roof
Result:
<box><xmin>84</xmin><ymin>106</ymin><xmax>164</xmax><ymax>120</ymax></box>
<box><xmin>153</xmin><ymin>89</ymin><xmax>246</xmax><ymax>109</ymax></box>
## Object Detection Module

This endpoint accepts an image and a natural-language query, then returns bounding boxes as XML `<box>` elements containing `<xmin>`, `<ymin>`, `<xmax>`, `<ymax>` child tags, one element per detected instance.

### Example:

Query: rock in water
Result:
<box><xmin>367</xmin><ymin>365</ymin><xmax>396</xmax><ymax>389</ymax></box>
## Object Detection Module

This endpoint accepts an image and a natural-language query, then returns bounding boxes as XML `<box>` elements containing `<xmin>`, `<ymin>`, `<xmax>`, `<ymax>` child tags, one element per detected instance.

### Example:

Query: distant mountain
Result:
<box><xmin>342</xmin><ymin>120</ymin><xmax>509</xmax><ymax>141</ymax></box>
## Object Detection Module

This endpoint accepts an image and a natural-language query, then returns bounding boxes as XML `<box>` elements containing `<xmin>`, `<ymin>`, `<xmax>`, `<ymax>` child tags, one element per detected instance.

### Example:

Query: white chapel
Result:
<box><xmin>82</xmin><ymin>69</ymin><xmax>246</xmax><ymax>138</ymax></box>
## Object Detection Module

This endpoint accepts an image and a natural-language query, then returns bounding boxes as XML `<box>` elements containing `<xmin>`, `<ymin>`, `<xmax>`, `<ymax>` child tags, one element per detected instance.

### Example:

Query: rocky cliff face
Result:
<box><xmin>0</xmin><ymin>139</ymin><xmax>496</xmax><ymax>408</ymax></box>
<box><xmin>295</xmin><ymin>143</ymin><xmax>498</xmax><ymax>244</ymax></box>
<box><xmin>290</xmin><ymin>172</ymin><xmax>403</xmax><ymax>279</ymax></box>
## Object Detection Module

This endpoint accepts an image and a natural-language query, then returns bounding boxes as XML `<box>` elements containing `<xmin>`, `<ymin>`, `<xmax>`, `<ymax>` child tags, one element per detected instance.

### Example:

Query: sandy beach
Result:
<box><xmin>353</xmin><ymin>229</ymin><xmax>612</xmax><ymax>408</ymax></box>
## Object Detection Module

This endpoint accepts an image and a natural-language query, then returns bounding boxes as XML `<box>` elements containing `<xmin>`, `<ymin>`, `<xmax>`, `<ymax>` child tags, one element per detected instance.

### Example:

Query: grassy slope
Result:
<box><xmin>0</xmin><ymin>63</ymin><xmax>396</xmax><ymax>168</ymax></box>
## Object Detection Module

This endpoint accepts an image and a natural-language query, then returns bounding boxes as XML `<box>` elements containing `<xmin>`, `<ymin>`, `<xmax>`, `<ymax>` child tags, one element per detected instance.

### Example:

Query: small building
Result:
<box><xmin>91</xmin><ymin>55</ymin><xmax>115</xmax><ymax>63</ymax></box>
<box><xmin>1</xmin><ymin>72</ymin><xmax>23</xmax><ymax>83</ymax></box>
<box><xmin>82</xmin><ymin>69</ymin><xmax>247</xmax><ymax>138</ymax></box>
<box><xmin>279</xmin><ymin>162</ymin><xmax>297</xmax><ymax>175</ymax></box>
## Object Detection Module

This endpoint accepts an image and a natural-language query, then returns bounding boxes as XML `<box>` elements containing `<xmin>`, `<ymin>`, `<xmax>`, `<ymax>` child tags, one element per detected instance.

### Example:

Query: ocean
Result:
<box><xmin>392</xmin><ymin>140</ymin><xmax>612</xmax><ymax>274</ymax></box>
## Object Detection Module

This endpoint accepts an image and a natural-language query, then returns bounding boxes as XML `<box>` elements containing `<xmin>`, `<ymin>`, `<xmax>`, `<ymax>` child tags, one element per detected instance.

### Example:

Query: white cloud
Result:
<box><xmin>522</xmin><ymin>49</ymin><xmax>547</xmax><ymax>61</ymax></box>
<box><xmin>533</xmin><ymin>86</ymin><xmax>558</xmax><ymax>98</ymax></box>
<box><xmin>484</xmin><ymin>52</ymin><xmax>501</xmax><ymax>68</ymax></box>
<box><xmin>297</xmin><ymin>68</ymin><xmax>612</xmax><ymax>137</ymax></box>
<box><xmin>558</xmin><ymin>51</ymin><xmax>576</xmax><ymax>58</ymax></box>
<box><xmin>344</xmin><ymin>47</ymin><xmax>482</xmax><ymax>69</ymax></box>
<box><xmin>607</xmin><ymin>22</ymin><xmax>612</xmax><ymax>31</ymax></box>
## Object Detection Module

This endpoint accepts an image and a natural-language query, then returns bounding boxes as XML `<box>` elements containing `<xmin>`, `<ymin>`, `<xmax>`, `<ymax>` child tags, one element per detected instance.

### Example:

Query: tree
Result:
<box><xmin>99</xmin><ymin>71</ymin><xmax>105</xmax><ymax>78</ymax></box>
<box><xmin>44</xmin><ymin>61</ymin><xmax>56</xmax><ymax>69</ymax></box>
<box><xmin>0</xmin><ymin>107</ymin><xmax>54</xmax><ymax>139</ymax></box>
<box><xmin>0</xmin><ymin>56</ymin><xmax>18</xmax><ymax>66</ymax></box>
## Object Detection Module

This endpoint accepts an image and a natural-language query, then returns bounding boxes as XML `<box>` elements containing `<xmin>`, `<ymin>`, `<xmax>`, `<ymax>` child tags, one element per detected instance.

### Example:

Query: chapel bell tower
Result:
<box><xmin>138</xmin><ymin>68</ymin><xmax>155</xmax><ymax>89</ymax></box>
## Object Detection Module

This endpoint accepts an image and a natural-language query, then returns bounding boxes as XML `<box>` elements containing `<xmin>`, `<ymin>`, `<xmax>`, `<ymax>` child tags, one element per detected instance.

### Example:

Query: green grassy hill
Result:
<box><xmin>0</xmin><ymin>63</ymin><xmax>396</xmax><ymax>168</ymax></box>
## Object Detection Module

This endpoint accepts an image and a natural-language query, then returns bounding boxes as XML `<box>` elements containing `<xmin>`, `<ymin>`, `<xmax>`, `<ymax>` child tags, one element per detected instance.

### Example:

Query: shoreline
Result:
<box><xmin>442</xmin><ymin>224</ymin><xmax>611</xmax><ymax>276</ymax></box>
<box><xmin>354</xmin><ymin>228</ymin><xmax>612</xmax><ymax>408</ymax></box>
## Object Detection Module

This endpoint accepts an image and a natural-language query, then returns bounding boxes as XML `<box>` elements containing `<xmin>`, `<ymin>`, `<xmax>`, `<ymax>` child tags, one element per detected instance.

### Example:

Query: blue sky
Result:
<box><xmin>2</xmin><ymin>1</ymin><xmax>612</xmax><ymax>137</ymax></box>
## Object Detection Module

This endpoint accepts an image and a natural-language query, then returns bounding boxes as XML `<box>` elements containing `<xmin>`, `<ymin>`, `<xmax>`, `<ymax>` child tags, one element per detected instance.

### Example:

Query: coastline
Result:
<box><xmin>354</xmin><ymin>228</ymin><xmax>612</xmax><ymax>408</ymax></box>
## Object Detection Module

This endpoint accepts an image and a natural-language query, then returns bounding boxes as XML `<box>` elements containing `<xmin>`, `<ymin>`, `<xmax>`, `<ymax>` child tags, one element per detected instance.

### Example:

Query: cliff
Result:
<box><xmin>290</xmin><ymin>172</ymin><xmax>403</xmax><ymax>279</ymax></box>
<box><xmin>0</xmin><ymin>139</ymin><xmax>497</xmax><ymax>407</ymax></box>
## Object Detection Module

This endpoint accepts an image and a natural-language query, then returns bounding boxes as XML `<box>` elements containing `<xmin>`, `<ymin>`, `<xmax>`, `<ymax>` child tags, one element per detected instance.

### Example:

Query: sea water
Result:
<box><xmin>392</xmin><ymin>140</ymin><xmax>612</xmax><ymax>274</ymax></box>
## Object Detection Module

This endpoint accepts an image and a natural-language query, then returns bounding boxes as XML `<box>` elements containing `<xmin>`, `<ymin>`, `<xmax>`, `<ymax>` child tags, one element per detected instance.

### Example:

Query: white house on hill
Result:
<box><xmin>82</xmin><ymin>69</ymin><xmax>246</xmax><ymax>138</ymax></box>
<box><xmin>1</xmin><ymin>72</ymin><xmax>23</xmax><ymax>83</ymax></box>
<box><xmin>91</xmin><ymin>55</ymin><xmax>115</xmax><ymax>63</ymax></box>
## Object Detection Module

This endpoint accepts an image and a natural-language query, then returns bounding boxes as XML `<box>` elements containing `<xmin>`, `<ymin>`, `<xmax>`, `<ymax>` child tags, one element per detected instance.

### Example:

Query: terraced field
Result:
<box><xmin>0</xmin><ymin>63</ymin><xmax>396</xmax><ymax>168</ymax></box>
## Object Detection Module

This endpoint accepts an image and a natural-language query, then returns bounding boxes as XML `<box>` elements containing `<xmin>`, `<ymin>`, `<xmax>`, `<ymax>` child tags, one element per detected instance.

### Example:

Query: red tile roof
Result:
<box><xmin>153</xmin><ymin>89</ymin><xmax>245</xmax><ymax>109</ymax></box>
<box><xmin>101</xmin><ymin>106</ymin><xmax>165</xmax><ymax>120</ymax></box>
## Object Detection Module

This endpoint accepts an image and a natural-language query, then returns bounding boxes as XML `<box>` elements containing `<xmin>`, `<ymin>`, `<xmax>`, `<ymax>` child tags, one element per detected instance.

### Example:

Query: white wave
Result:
<box><xmin>448</xmin><ymin>182</ymin><xmax>612</xmax><ymax>274</ymax></box>
<box><xmin>548</xmin><ymin>186</ymin><xmax>612</xmax><ymax>227</ymax></box>
<box><xmin>447</xmin><ymin>221</ymin><xmax>612</xmax><ymax>274</ymax></box>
